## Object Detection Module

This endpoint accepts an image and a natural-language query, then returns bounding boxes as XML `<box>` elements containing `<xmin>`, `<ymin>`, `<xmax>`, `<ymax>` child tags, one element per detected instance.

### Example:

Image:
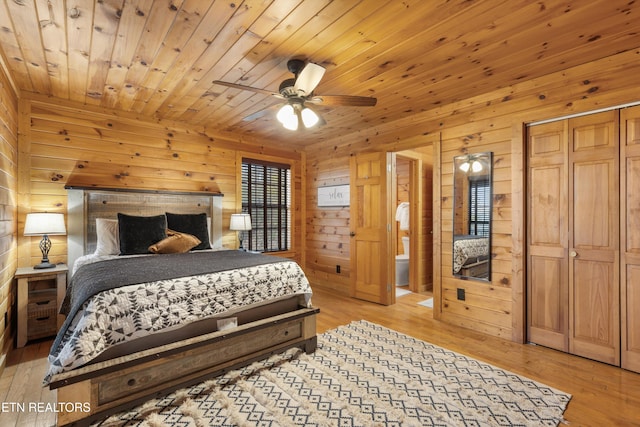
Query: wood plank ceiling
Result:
<box><xmin>0</xmin><ymin>0</ymin><xmax>638</xmax><ymax>148</ymax></box>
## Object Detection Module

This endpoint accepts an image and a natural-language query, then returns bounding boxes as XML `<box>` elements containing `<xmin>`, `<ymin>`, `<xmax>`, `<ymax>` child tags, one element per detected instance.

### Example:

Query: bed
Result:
<box><xmin>47</xmin><ymin>188</ymin><xmax>318</xmax><ymax>426</ymax></box>
<box><xmin>452</xmin><ymin>234</ymin><xmax>490</xmax><ymax>275</ymax></box>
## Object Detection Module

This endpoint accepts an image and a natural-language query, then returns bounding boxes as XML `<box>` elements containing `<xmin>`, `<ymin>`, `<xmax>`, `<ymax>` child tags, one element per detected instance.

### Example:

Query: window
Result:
<box><xmin>468</xmin><ymin>177</ymin><xmax>490</xmax><ymax>236</ymax></box>
<box><xmin>241</xmin><ymin>158</ymin><xmax>291</xmax><ymax>252</ymax></box>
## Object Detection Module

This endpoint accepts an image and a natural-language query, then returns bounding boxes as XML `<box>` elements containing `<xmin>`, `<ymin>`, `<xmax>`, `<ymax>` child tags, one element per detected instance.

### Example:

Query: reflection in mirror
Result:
<box><xmin>452</xmin><ymin>152</ymin><xmax>493</xmax><ymax>281</ymax></box>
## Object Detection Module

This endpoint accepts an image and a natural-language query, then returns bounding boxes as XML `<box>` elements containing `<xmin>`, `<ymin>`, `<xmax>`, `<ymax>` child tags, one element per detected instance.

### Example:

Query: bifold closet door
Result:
<box><xmin>527</xmin><ymin>120</ymin><xmax>569</xmax><ymax>353</ymax></box>
<box><xmin>568</xmin><ymin>111</ymin><xmax>619</xmax><ymax>366</ymax></box>
<box><xmin>528</xmin><ymin>111</ymin><xmax>620</xmax><ymax>366</ymax></box>
<box><xmin>621</xmin><ymin>106</ymin><xmax>640</xmax><ymax>373</ymax></box>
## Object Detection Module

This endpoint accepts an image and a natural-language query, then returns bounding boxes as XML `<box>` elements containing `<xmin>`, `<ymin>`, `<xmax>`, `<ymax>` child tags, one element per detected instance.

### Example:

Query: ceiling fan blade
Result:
<box><xmin>243</xmin><ymin>103</ymin><xmax>282</xmax><ymax>122</ymax></box>
<box><xmin>212</xmin><ymin>80</ymin><xmax>281</xmax><ymax>97</ymax></box>
<box><xmin>307</xmin><ymin>94</ymin><xmax>377</xmax><ymax>107</ymax></box>
<box><xmin>294</xmin><ymin>63</ymin><xmax>325</xmax><ymax>95</ymax></box>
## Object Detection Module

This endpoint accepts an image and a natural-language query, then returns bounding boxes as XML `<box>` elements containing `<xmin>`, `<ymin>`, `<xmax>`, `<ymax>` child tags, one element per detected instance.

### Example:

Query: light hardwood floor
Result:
<box><xmin>1</xmin><ymin>286</ymin><xmax>639</xmax><ymax>426</ymax></box>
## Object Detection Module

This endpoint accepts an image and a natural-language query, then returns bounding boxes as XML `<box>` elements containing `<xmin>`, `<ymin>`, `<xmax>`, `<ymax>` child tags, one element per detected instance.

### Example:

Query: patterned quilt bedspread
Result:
<box><xmin>453</xmin><ymin>236</ymin><xmax>489</xmax><ymax>273</ymax></box>
<box><xmin>44</xmin><ymin>252</ymin><xmax>312</xmax><ymax>384</ymax></box>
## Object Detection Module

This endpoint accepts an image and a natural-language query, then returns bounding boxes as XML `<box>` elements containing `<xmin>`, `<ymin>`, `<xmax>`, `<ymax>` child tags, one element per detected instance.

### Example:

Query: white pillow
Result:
<box><xmin>95</xmin><ymin>218</ymin><xmax>119</xmax><ymax>255</ymax></box>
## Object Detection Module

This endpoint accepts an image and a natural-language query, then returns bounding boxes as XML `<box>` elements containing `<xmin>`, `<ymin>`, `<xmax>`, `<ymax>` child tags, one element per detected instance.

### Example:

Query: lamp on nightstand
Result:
<box><xmin>229</xmin><ymin>213</ymin><xmax>251</xmax><ymax>251</ymax></box>
<box><xmin>24</xmin><ymin>212</ymin><xmax>66</xmax><ymax>269</ymax></box>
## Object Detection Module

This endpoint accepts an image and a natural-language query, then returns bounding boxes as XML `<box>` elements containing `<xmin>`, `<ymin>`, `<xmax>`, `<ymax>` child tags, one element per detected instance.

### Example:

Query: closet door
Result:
<box><xmin>527</xmin><ymin>121</ymin><xmax>569</xmax><ymax>352</ymax></box>
<box><xmin>528</xmin><ymin>111</ymin><xmax>620</xmax><ymax>366</ymax></box>
<box><xmin>568</xmin><ymin>112</ymin><xmax>620</xmax><ymax>366</ymax></box>
<box><xmin>621</xmin><ymin>106</ymin><xmax>640</xmax><ymax>373</ymax></box>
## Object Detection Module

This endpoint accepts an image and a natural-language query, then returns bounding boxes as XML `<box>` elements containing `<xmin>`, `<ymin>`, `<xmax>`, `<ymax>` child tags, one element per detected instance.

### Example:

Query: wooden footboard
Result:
<box><xmin>49</xmin><ymin>307</ymin><xmax>319</xmax><ymax>426</ymax></box>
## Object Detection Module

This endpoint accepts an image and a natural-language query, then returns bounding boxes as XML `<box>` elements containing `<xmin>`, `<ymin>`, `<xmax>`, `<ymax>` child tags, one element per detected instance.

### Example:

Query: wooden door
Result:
<box><xmin>620</xmin><ymin>106</ymin><xmax>640</xmax><ymax>373</ymax></box>
<box><xmin>568</xmin><ymin>112</ymin><xmax>619</xmax><ymax>365</ymax></box>
<box><xmin>350</xmin><ymin>152</ymin><xmax>393</xmax><ymax>305</ymax></box>
<box><xmin>528</xmin><ymin>111</ymin><xmax>620</xmax><ymax>366</ymax></box>
<box><xmin>527</xmin><ymin>120</ymin><xmax>570</xmax><ymax>352</ymax></box>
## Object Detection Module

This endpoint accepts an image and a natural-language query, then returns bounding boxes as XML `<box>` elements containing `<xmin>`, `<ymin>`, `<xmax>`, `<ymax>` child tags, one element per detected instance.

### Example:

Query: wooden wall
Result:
<box><xmin>395</xmin><ymin>157</ymin><xmax>410</xmax><ymax>256</ymax></box>
<box><xmin>305</xmin><ymin>156</ymin><xmax>351</xmax><ymax>292</ymax></box>
<box><xmin>305</xmin><ymin>48</ymin><xmax>640</xmax><ymax>343</ymax></box>
<box><xmin>0</xmin><ymin>63</ymin><xmax>18</xmax><ymax>375</ymax></box>
<box><xmin>17</xmin><ymin>93</ymin><xmax>305</xmax><ymax>269</ymax></box>
<box><xmin>440</xmin><ymin>128</ymin><xmax>513</xmax><ymax>338</ymax></box>
<box><xmin>415</xmin><ymin>146</ymin><xmax>434</xmax><ymax>291</ymax></box>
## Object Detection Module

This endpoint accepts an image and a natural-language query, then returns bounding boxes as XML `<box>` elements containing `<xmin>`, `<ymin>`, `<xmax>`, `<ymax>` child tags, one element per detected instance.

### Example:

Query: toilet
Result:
<box><xmin>395</xmin><ymin>236</ymin><xmax>410</xmax><ymax>286</ymax></box>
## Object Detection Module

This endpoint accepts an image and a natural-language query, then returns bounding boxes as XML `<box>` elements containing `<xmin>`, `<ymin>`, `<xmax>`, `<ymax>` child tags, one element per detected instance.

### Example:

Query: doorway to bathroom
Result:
<box><xmin>393</xmin><ymin>149</ymin><xmax>434</xmax><ymax>294</ymax></box>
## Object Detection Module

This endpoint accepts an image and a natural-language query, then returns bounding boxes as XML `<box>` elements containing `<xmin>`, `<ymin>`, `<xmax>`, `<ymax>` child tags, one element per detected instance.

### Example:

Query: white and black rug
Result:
<box><xmin>97</xmin><ymin>320</ymin><xmax>571</xmax><ymax>426</ymax></box>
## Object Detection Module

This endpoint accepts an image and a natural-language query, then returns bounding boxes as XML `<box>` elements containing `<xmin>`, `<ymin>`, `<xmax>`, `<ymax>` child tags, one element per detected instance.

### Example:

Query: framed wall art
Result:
<box><xmin>317</xmin><ymin>185</ymin><xmax>350</xmax><ymax>207</ymax></box>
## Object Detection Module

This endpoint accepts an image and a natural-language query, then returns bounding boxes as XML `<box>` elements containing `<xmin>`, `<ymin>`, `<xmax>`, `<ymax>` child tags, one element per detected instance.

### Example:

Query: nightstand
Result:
<box><xmin>15</xmin><ymin>264</ymin><xmax>68</xmax><ymax>348</ymax></box>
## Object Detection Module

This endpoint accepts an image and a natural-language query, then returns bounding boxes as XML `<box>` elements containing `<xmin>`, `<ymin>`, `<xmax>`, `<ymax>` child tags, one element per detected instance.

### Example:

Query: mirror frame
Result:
<box><xmin>452</xmin><ymin>151</ymin><xmax>493</xmax><ymax>281</ymax></box>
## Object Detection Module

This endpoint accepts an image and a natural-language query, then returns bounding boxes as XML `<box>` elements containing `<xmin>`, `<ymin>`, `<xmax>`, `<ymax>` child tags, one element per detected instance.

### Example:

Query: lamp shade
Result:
<box><xmin>276</xmin><ymin>104</ymin><xmax>298</xmax><ymax>131</ymax></box>
<box><xmin>471</xmin><ymin>160</ymin><xmax>483</xmax><ymax>172</ymax></box>
<box><xmin>458</xmin><ymin>156</ymin><xmax>484</xmax><ymax>174</ymax></box>
<box><xmin>301</xmin><ymin>107</ymin><xmax>319</xmax><ymax>128</ymax></box>
<box><xmin>229</xmin><ymin>213</ymin><xmax>252</xmax><ymax>231</ymax></box>
<box><xmin>24</xmin><ymin>213</ymin><xmax>66</xmax><ymax>236</ymax></box>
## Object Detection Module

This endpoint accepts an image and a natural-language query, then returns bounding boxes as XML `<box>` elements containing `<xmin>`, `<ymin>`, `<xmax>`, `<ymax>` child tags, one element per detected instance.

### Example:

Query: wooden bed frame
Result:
<box><xmin>50</xmin><ymin>307</ymin><xmax>318</xmax><ymax>426</ymax></box>
<box><xmin>50</xmin><ymin>188</ymin><xmax>318</xmax><ymax>426</ymax></box>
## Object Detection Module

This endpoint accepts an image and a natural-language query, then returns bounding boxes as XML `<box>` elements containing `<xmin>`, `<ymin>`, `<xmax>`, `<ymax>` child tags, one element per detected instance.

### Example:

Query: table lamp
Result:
<box><xmin>24</xmin><ymin>212</ymin><xmax>66</xmax><ymax>269</ymax></box>
<box><xmin>229</xmin><ymin>213</ymin><xmax>251</xmax><ymax>250</ymax></box>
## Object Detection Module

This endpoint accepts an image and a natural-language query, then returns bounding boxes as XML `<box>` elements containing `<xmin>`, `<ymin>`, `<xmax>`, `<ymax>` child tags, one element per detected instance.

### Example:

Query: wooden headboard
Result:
<box><xmin>66</xmin><ymin>188</ymin><xmax>224</xmax><ymax>272</ymax></box>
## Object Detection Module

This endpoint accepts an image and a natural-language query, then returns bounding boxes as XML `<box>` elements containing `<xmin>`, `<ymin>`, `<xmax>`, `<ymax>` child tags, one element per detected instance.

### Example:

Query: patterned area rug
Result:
<box><xmin>97</xmin><ymin>320</ymin><xmax>571</xmax><ymax>426</ymax></box>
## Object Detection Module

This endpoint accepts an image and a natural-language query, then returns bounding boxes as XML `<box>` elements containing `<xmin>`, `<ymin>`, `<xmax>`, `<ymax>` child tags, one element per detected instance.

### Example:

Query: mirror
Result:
<box><xmin>452</xmin><ymin>152</ymin><xmax>493</xmax><ymax>281</ymax></box>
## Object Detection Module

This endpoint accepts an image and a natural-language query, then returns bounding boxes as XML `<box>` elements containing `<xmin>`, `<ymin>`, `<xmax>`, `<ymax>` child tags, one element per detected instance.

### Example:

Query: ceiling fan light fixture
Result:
<box><xmin>459</xmin><ymin>155</ymin><xmax>485</xmax><ymax>173</ymax></box>
<box><xmin>276</xmin><ymin>104</ymin><xmax>294</xmax><ymax>123</ymax></box>
<box><xmin>301</xmin><ymin>107</ymin><xmax>319</xmax><ymax>128</ymax></box>
<box><xmin>283</xmin><ymin>117</ymin><xmax>299</xmax><ymax>131</ymax></box>
<box><xmin>277</xmin><ymin>104</ymin><xmax>298</xmax><ymax>130</ymax></box>
<box><xmin>211</xmin><ymin>57</ymin><xmax>377</xmax><ymax>129</ymax></box>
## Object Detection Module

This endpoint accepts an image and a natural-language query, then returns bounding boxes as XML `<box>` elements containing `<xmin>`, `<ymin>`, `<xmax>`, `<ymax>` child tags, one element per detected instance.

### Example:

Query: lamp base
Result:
<box><xmin>34</xmin><ymin>235</ymin><xmax>56</xmax><ymax>269</ymax></box>
<box><xmin>33</xmin><ymin>262</ymin><xmax>56</xmax><ymax>269</ymax></box>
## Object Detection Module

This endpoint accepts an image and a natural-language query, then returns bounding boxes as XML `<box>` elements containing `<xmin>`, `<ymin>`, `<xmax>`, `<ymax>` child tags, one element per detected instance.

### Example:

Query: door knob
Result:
<box><xmin>570</xmin><ymin>250</ymin><xmax>578</xmax><ymax>257</ymax></box>
<box><xmin>350</xmin><ymin>231</ymin><xmax>356</xmax><ymax>237</ymax></box>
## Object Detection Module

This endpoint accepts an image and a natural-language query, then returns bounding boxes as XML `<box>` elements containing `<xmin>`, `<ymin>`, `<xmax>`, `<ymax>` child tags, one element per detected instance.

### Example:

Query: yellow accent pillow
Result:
<box><xmin>148</xmin><ymin>229</ymin><xmax>201</xmax><ymax>254</ymax></box>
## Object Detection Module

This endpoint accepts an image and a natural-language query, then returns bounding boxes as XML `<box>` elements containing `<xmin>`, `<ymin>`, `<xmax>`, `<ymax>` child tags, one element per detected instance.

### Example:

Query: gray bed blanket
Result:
<box><xmin>55</xmin><ymin>250</ymin><xmax>287</xmax><ymax>351</ymax></box>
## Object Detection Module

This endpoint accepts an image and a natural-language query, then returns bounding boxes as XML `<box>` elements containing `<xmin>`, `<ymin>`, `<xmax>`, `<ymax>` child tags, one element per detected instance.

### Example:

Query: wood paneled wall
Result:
<box><xmin>395</xmin><ymin>157</ymin><xmax>410</xmax><ymax>255</ymax></box>
<box><xmin>305</xmin><ymin>48</ymin><xmax>640</xmax><ymax>343</ymax></box>
<box><xmin>17</xmin><ymin>93</ymin><xmax>305</xmax><ymax>268</ymax></box>
<box><xmin>441</xmin><ymin>129</ymin><xmax>513</xmax><ymax>338</ymax></box>
<box><xmin>304</xmin><ymin>156</ymin><xmax>351</xmax><ymax>292</ymax></box>
<box><xmin>0</xmin><ymin>63</ymin><xmax>18</xmax><ymax>375</ymax></box>
<box><xmin>415</xmin><ymin>146</ymin><xmax>434</xmax><ymax>291</ymax></box>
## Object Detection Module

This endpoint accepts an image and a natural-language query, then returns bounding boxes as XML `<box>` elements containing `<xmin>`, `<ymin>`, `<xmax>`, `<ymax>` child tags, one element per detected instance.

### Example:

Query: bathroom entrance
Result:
<box><xmin>392</xmin><ymin>149</ymin><xmax>434</xmax><ymax>294</ymax></box>
<box><xmin>349</xmin><ymin>149</ymin><xmax>433</xmax><ymax>305</ymax></box>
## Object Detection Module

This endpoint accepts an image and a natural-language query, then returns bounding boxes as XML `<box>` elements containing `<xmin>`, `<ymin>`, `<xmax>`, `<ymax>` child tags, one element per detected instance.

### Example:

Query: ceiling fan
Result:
<box><xmin>212</xmin><ymin>59</ymin><xmax>377</xmax><ymax>131</ymax></box>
